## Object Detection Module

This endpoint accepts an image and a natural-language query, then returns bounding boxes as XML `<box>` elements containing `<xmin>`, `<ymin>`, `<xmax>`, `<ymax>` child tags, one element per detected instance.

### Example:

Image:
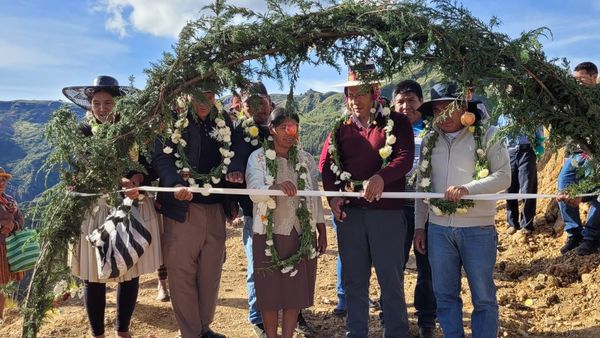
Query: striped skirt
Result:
<box><xmin>69</xmin><ymin>197</ymin><xmax>162</xmax><ymax>283</ymax></box>
<box><xmin>0</xmin><ymin>237</ymin><xmax>24</xmax><ymax>285</ymax></box>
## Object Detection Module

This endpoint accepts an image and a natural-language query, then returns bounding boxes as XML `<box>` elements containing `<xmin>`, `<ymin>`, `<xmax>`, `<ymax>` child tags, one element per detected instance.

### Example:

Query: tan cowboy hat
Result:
<box><xmin>62</xmin><ymin>75</ymin><xmax>132</xmax><ymax>110</ymax></box>
<box><xmin>333</xmin><ymin>61</ymin><xmax>381</xmax><ymax>88</ymax></box>
<box><xmin>0</xmin><ymin>167</ymin><xmax>12</xmax><ymax>179</ymax></box>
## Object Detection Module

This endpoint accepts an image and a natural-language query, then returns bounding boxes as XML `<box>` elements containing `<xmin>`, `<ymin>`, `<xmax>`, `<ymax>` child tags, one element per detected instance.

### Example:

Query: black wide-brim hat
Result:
<box><xmin>418</xmin><ymin>83</ymin><xmax>482</xmax><ymax>120</ymax></box>
<box><xmin>62</xmin><ymin>75</ymin><xmax>131</xmax><ymax>110</ymax></box>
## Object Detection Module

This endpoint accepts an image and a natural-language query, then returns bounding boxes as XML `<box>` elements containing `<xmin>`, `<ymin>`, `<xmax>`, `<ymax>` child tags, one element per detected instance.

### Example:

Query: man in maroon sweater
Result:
<box><xmin>321</xmin><ymin>64</ymin><xmax>415</xmax><ymax>337</ymax></box>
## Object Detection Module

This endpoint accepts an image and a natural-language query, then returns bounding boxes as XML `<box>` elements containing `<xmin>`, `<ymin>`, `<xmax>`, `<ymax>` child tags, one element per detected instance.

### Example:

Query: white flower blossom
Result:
<box><xmin>281</xmin><ymin>266</ymin><xmax>293</xmax><ymax>274</ymax></box>
<box><xmin>175</xmin><ymin>120</ymin><xmax>182</xmax><ymax>128</ymax></box>
<box><xmin>382</xmin><ymin>107</ymin><xmax>391</xmax><ymax>116</ymax></box>
<box><xmin>188</xmin><ymin>178</ymin><xmax>196</xmax><ymax>185</ymax></box>
<box><xmin>174</xmin><ymin>153</ymin><xmax>180</xmax><ymax>158</ymax></box>
<box><xmin>456</xmin><ymin>208</ymin><xmax>468</xmax><ymax>214</ymax></box>
<box><xmin>265</xmin><ymin>239</ymin><xmax>274</xmax><ymax>246</ymax></box>
<box><xmin>201</xmin><ymin>183</ymin><xmax>212</xmax><ymax>196</ymax></box>
<box><xmin>222</xmin><ymin>167</ymin><xmax>228</xmax><ymax>174</ymax></box>
<box><xmin>163</xmin><ymin>146</ymin><xmax>173</xmax><ymax>154</ymax></box>
<box><xmin>431</xmin><ymin>205</ymin><xmax>443</xmax><ymax>216</ymax></box>
<box><xmin>340</xmin><ymin>171</ymin><xmax>352</xmax><ymax>181</ymax></box>
<box><xmin>478</xmin><ymin>169</ymin><xmax>489</xmax><ymax>178</ymax></box>
<box><xmin>328</xmin><ymin>145</ymin><xmax>336</xmax><ymax>154</ymax></box>
<box><xmin>296</xmin><ymin>163</ymin><xmax>303</xmax><ymax>171</ymax></box>
<box><xmin>387</xmin><ymin>135</ymin><xmax>397</xmax><ymax>145</ymax></box>
<box><xmin>265</xmin><ymin>176</ymin><xmax>275</xmax><ymax>185</ymax></box>
<box><xmin>223</xmin><ymin>135</ymin><xmax>231</xmax><ymax>143</ymax></box>
<box><xmin>182</xmin><ymin>119</ymin><xmax>189</xmax><ymax>128</ymax></box>
<box><xmin>179</xmin><ymin>139</ymin><xmax>187</xmax><ymax>147</ymax></box>
<box><xmin>215</xmin><ymin>118</ymin><xmax>226</xmax><ymax>127</ymax></box>
<box><xmin>224</xmin><ymin>158</ymin><xmax>231</xmax><ymax>165</ymax></box>
<box><xmin>290</xmin><ymin>269</ymin><xmax>299</xmax><ymax>277</ymax></box>
<box><xmin>570</xmin><ymin>158</ymin><xmax>579</xmax><ymax>168</ymax></box>
<box><xmin>265</xmin><ymin>149</ymin><xmax>277</xmax><ymax>160</ymax></box>
<box><xmin>265</xmin><ymin>249</ymin><xmax>272</xmax><ymax>257</ymax></box>
<box><xmin>423</xmin><ymin>198</ymin><xmax>430</xmax><ymax>205</ymax></box>
<box><xmin>330</xmin><ymin>163</ymin><xmax>338</xmax><ymax>173</ymax></box>
<box><xmin>244</xmin><ymin>137</ymin><xmax>251</xmax><ymax>142</ymax></box>
<box><xmin>211</xmin><ymin>176</ymin><xmax>221</xmax><ymax>184</ymax></box>
<box><xmin>175</xmin><ymin>160</ymin><xmax>183</xmax><ymax>168</ymax></box>
<box><xmin>267</xmin><ymin>199</ymin><xmax>277</xmax><ymax>209</ymax></box>
<box><xmin>53</xmin><ymin>280</ymin><xmax>68</xmax><ymax>296</ymax></box>
<box><xmin>334</xmin><ymin>180</ymin><xmax>341</xmax><ymax>185</ymax></box>
<box><xmin>476</xmin><ymin>148</ymin><xmax>485</xmax><ymax>158</ymax></box>
<box><xmin>420</xmin><ymin>178</ymin><xmax>431</xmax><ymax>188</ymax></box>
<box><xmin>300</xmin><ymin>173</ymin><xmax>308</xmax><ymax>180</ymax></box>
<box><xmin>251</xmin><ymin>139</ymin><xmax>259</xmax><ymax>146</ymax></box>
<box><xmin>123</xmin><ymin>197</ymin><xmax>134</xmax><ymax>207</ymax></box>
<box><xmin>370</xmin><ymin>108</ymin><xmax>376</xmax><ymax>114</ymax></box>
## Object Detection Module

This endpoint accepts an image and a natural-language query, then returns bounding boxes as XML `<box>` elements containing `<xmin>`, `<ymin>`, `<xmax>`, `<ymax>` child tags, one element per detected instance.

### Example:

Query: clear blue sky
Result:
<box><xmin>1</xmin><ymin>0</ymin><xmax>599</xmax><ymax>101</ymax></box>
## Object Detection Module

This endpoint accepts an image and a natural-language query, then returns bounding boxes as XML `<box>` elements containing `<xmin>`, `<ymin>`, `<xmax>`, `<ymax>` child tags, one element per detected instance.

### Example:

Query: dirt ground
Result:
<box><xmin>2</xmin><ymin>149</ymin><xmax>600</xmax><ymax>337</ymax></box>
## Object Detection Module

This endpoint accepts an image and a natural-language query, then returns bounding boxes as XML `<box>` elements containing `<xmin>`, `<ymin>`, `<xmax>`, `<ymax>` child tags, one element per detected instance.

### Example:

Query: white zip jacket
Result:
<box><xmin>415</xmin><ymin>125</ymin><xmax>511</xmax><ymax>229</ymax></box>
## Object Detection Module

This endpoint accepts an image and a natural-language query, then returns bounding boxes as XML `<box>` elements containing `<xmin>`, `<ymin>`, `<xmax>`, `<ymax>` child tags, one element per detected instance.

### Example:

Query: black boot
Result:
<box><xmin>560</xmin><ymin>235</ymin><xmax>583</xmax><ymax>254</ymax></box>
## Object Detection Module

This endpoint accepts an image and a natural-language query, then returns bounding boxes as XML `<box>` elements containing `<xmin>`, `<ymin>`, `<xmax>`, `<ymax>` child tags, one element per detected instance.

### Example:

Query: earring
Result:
<box><xmin>460</xmin><ymin>111</ymin><xmax>476</xmax><ymax>127</ymax></box>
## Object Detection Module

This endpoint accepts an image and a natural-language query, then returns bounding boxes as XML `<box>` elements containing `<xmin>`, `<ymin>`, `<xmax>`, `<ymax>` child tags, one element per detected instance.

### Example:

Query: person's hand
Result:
<box><xmin>414</xmin><ymin>229</ymin><xmax>427</xmax><ymax>254</ymax></box>
<box><xmin>363</xmin><ymin>174</ymin><xmax>384</xmax><ymax>203</ymax></box>
<box><xmin>271</xmin><ymin>180</ymin><xmax>297</xmax><ymax>197</ymax></box>
<box><xmin>174</xmin><ymin>185</ymin><xmax>193</xmax><ymax>201</ymax></box>
<box><xmin>330</xmin><ymin>197</ymin><xmax>349</xmax><ymax>222</ymax></box>
<box><xmin>557</xmin><ymin>193</ymin><xmax>582</xmax><ymax>208</ymax></box>
<box><xmin>0</xmin><ymin>222</ymin><xmax>15</xmax><ymax>236</ymax></box>
<box><xmin>317</xmin><ymin>224</ymin><xmax>328</xmax><ymax>254</ymax></box>
<box><xmin>121</xmin><ymin>177</ymin><xmax>140</xmax><ymax>200</ymax></box>
<box><xmin>444</xmin><ymin>186</ymin><xmax>469</xmax><ymax>202</ymax></box>
<box><xmin>226</xmin><ymin>171</ymin><xmax>244</xmax><ymax>184</ymax></box>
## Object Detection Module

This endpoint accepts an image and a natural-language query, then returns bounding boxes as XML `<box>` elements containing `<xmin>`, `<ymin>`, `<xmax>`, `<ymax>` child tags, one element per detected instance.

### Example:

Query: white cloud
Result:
<box><xmin>95</xmin><ymin>0</ymin><xmax>271</xmax><ymax>38</ymax></box>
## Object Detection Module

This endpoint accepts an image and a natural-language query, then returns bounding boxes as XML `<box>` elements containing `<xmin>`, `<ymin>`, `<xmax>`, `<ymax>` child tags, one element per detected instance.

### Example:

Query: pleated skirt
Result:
<box><xmin>69</xmin><ymin>197</ymin><xmax>162</xmax><ymax>283</ymax></box>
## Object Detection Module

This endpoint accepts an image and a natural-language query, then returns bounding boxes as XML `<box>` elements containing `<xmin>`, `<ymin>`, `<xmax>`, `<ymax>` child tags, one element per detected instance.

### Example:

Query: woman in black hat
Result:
<box><xmin>63</xmin><ymin>76</ymin><xmax>161</xmax><ymax>338</ymax></box>
<box><xmin>0</xmin><ymin>167</ymin><xmax>25</xmax><ymax>324</ymax></box>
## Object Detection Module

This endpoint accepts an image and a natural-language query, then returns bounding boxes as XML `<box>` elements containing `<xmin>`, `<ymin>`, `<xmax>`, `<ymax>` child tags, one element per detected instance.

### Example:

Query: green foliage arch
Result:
<box><xmin>22</xmin><ymin>0</ymin><xmax>600</xmax><ymax>336</ymax></box>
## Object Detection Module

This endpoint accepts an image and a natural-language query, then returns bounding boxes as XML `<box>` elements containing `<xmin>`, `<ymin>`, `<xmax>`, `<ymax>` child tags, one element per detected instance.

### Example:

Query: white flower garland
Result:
<box><xmin>258</xmin><ymin>139</ymin><xmax>317</xmax><ymax>276</ymax></box>
<box><xmin>418</xmin><ymin>124</ymin><xmax>488</xmax><ymax>215</ymax></box>
<box><xmin>163</xmin><ymin>99</ymin><xmax>234</xmax><ymax>189</ymax></box>
<box><xmin>327</xmin><ymin>103</ymin><xmax>394</xmax><ymax>191</ymax></box>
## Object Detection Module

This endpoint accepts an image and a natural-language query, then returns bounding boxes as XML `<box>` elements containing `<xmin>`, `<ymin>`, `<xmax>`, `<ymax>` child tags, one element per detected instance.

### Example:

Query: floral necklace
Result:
<box><xmin>259</xmin><ymin>138</ymin><xmax>317</xmax><ymax>276</ymax></box>
<box><xmin>162</xmin><ymin>100</ymin><xmax>234</xmax><ymax>189</ymax></box>
<box><xmin>239</xmin><ymin>115</ymin><xmax>261</xmax><ymax>146</ymax></box>
<box><xmin>418</xmin><ymin>124</ymin><xmax>488</xmax><ymax>215</ymax></box>
<box><xmin>327</xmin><ymin>102</ymin><xmax>394</xmax><ymax>191</ymax></box>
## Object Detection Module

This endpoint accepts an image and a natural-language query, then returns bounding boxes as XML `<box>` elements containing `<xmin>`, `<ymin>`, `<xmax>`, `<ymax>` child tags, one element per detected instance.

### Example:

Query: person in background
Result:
<box><xmin>0</xmin><ymin>167</ymin><xmax>25</xmax><ymax>324</ymax></box>
<box><xmin>63</xmin><ymin>75</ymin><xmax>162</xmax><ymax>338</ymax></box>
<box><xmin>497</xmin><ymin>115</ymin><xmax>544</xmax><ymax>235</ymax></box>
<box><xmin>557</xmin><ymin>61</ymin><xmax>600</xmax><ymax>256</ymax></box>
<box><xmin>246</xmin><ymin>107</ymin><xmax>327</xmax><ymax>338</ymax></box>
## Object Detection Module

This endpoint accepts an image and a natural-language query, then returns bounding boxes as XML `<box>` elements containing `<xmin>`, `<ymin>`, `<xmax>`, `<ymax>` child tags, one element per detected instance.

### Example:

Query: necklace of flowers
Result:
<box><xmin>260</xmin><ymin>138</ymin><xmax>317</xmax><ymax>276</ymax></box>
<box><xmin>162</xmin><ymin>99</ymin><xmax>234</xmax><ymax>190</ymax></box>
<box><xmin>239</xmin><ymin>115</ymin><xmax>261</xmax><ymax>146</ymax></box>
<box><xmin>327</xmin><ymin>102</ymin><xmax>394</xmax><ymax>192</ymax></box>
<box><xmin>418</xmin><ymin>124</ymin><xmax>489</xmax><ymax>215</ymax></box>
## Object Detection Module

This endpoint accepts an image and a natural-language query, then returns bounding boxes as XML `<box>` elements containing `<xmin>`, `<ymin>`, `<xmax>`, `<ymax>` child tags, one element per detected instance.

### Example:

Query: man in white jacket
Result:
<box><xmin>413</xmin><ymin>83</ymin><xmax>511</xmax><ymax>338</ymax></box>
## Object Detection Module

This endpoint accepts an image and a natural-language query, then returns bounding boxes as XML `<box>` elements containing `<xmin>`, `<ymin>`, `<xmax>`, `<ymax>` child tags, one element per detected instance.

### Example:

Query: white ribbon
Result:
<box><xmin>70</xmin><ymin>186</ymin><xmax>597</xmax><ymax>201</ymax></box>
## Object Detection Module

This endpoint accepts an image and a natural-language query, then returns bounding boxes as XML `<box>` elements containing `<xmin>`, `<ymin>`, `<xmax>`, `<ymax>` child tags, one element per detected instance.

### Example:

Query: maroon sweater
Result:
<box><xmin>321</xmin><ymin>112</ymin><xmax>415</xmax><ymax>209</ymax></box>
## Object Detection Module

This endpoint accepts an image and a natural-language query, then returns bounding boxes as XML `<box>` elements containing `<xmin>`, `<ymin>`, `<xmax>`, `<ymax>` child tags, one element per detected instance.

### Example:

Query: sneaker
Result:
<box><xmin>560</xmin><ymin>235</ymin><xmax>583</xmax><ymax>254</ymax></box>
<box><xmin>252</xmin><ymin>323</ymin><xmax>267</xmax><ymax>338</ymax></box>
<box><xmin>507</xmin><ymin>226</ymin><xmax>518</xmax><ymax>235</ymax></box>
<box><xmin>575</xmin><ymin>239</ymin><xmax>600</xmax><ymax>256</ymax></box>
<box><xmin>296</xmin><ymin>312</ymin><xmax>310</xmax><ymax>335</ymax></box>
<box><xmin>519</xmin><ymin>227</ymin><xmax>533</xmax><ymax>235</ymax></box>
<box><xmin>419</xmin><ymin>327</ymin><xmax>435</xmax><ymax>338</ymax></box>
<box><xmin>156</xmin><ymin>279</ymin><xmax>170</xmax><ymax>302</ymax></box>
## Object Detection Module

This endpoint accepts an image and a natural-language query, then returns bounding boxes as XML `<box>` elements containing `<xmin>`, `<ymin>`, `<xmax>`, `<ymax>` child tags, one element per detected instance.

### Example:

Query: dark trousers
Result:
<box><xmin>380</xmin><ymin>205</ymin><xmax>436</xmax><ymax>329</ymax></box>
<box><xmin>83</xmin><ymin>277</ymin><xmax>139</xmax><ymax>336</ymax></box>
<box><xmin>506</xmin><ymin>145</ymin><xmax>538</xmax><ymax>230</ymax></box>
<box><xmin>337</xmin><ymin>207</ymin><xmax>409</xmax><ymax>338</ymax></box>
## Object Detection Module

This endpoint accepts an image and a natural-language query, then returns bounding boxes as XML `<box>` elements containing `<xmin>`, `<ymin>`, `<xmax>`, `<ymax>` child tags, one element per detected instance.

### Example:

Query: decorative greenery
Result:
<box><xmin>260</xmin><ymin>139</ymin><xmax>316</xmax><ymax>276</ymax></box>
<box><xmin>327</xmin><ymin>102</ymin><xmax>393</xmax><ymax>191</ymax></box>
<box><xmin>22</xmin><ymin>0</ymin><xmax>600</xmax><ymax>336</ymax></box>
<box><xmin>417</xmin><ymin>120</ymin><xmax>489</xmax><ymax>215</ymax></box>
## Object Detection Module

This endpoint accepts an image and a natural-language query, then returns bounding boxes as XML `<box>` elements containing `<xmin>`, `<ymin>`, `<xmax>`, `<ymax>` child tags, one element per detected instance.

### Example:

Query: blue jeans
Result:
<box><xmin>337</xmin><ymin>208</ymin><xmax>409</xmax><ymax>338</ymax></box>
<box><xmin>243</xmin><ymin>216</ymin><xmax>262</xmax><ymax>325</ymax></box>
<box><xmin>332</xmin><ymin>215</ymin><xmax>346</xmax><ymax>300</ymax></box>
<box><xmin>557</xmin><ymin>154</ymin><xmax>600</xmax><ymax>240</ymax></box>
<box><xmin>428</xmin><ymin>224</ymin><xmax>498</xmax><ymax>338</ymax></box>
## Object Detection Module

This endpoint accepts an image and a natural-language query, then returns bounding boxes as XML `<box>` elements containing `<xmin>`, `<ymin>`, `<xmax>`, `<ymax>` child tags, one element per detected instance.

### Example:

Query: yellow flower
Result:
<box><xmin>379</xmin><ymin>146</ymin><xmax>393</xmax><ymax>159</ymax></box>
<box><xmin>479</xmin><ymin>169</ymin><xmax>489</xmax><ymax>178</ymax></box>
<box><xmin>248</xmin><ymin>126</ymin><xmax>259</xmax><ymax>138</ymax></box>
<box><xmin>468</xmin><ymin>126</ymin><xmax>475</xmax><ymax>133</ymax></box>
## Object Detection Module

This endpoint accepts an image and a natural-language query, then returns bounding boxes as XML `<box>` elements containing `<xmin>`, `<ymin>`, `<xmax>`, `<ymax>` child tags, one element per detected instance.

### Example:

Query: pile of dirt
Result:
<box><xmin>2</xmin><ymin>149</ymin><xmax>600</xmax><ymax>337</ymax></box>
